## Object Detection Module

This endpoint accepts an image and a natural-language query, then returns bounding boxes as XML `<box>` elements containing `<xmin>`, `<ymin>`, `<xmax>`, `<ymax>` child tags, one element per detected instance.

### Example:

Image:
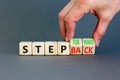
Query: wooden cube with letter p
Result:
<box><xmin>45</xmin><ymin>41</ymin><xmax>57</xmax><ymax>55</ymax></box>
<box><xmin>19</xmin><ymin>41</ymin><xmax>32</xmax><ymax>55</ymax></box>
<box><xmin>57</xmin><ymin>42</ymin><xmax>70</xmax><ymax>55</ymax></box>
<box><xmin>70</xmin><ymin>38</ymin><xmax>82</xmax><ymax>55</ymax></box>
<box><xmin>82</xmin><ymin>38</ymin><xmax>95</xmax><ymax>55</ymax></box>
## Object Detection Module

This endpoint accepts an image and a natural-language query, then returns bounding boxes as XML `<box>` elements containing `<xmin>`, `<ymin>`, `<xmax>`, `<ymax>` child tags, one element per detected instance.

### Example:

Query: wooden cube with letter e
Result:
<box><xmin>45</xmin><ymin>41</ymin><xmax>57</xmax><ymax>55</ymax></box>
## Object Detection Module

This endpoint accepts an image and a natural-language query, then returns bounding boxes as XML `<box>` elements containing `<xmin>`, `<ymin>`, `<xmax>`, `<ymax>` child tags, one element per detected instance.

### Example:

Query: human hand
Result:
<box><xmin>58</xmin><ymin>0</ymin><xmax>120</xmax><ymax>46</ymax></box>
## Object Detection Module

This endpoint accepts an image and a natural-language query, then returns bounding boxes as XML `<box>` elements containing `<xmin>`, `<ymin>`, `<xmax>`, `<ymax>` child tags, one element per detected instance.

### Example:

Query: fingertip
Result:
<box><xmin>95</xmin><ymin>39</ymin><xmax>100</xmax><ymax>47</ymax></box>
<box><xmin>92</xmin><ymin>34</ymin><xmax>101</xmax><ymax>47</ymax></box>
<box><xmin>65</xmin><ymin>32</ymin><xmax>73</xmax><ymax>42</ymax></box>
<box><xmin>65</xmin><ymin>36</ymin><xmax>71</xmax><ymax>42</ymax></box>
<box><xmin>65</xmin><ymin>36</ymin><xmax>69</xmax><ymax>42</ymax></box>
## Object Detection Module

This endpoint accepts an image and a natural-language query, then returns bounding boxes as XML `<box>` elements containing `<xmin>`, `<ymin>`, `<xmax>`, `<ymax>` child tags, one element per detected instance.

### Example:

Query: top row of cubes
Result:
<box><xmin>19</xmin><ymin>38</ymin><xmax>95</xmax><ymax>56</ymax></box>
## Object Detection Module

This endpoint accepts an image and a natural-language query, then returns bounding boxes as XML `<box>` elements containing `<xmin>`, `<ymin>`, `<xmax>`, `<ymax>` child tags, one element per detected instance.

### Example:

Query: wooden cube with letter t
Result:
<box><xmin>82</xmin><ymin>38</ymin><xmax>95</xmax><ymax>55</ymax></box>
<box><xmin>32</xmin><ymin>42</ymin><xmax>44</xmax><ymax>55</ymax></box>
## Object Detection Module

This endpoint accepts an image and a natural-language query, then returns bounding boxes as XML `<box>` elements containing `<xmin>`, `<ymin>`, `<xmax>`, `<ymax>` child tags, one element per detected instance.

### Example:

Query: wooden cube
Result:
<box><xmin>82</xmin><ymin>38</ymin><xmax>95</xmax><ymax>55</ymax></box>
<box><xmin>45</xmin><ymin>41</ymin><xmax>57</xmax><ymax>55</ymax></box>
<box><xmin>19</xmin><ymin>41</ymin><xmax>32</xmax><ymax>56</ymax></box>
<box><xmin>57</xmin><ymin>42</ymin><xmax>70</xmax><ymax>55</ymax></box>
<box><xmin>70</xmin><ymin>38</ymin><xmax>82</xmax><ymax>55</ymax></box>
<box><xmin>32</xmin><ymin>42</ymin><xmax>44</xmax><ymax>55</ymax></box>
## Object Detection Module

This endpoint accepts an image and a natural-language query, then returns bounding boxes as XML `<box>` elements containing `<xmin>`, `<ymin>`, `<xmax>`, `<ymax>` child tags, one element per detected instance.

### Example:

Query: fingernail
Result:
<box><xmin>65</xmin><ymin>36</ymin><xmax>69</xmax><ymax>42</ymax></box>
<box><xmin>96</xmin><ymin>39</ymin><xmax>100</xmax><ymax>47</ymax></box>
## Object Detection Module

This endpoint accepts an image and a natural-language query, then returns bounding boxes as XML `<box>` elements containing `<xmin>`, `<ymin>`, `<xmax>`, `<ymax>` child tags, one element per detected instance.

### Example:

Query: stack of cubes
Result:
<box><xmin>19</xmin><ymin>38</ymin><xmax>95</xmax><ymax>56</ymax></box>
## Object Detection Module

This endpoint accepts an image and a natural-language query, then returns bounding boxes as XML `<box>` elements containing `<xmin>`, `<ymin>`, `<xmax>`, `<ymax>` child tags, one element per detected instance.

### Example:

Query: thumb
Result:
<box><xmin>92</xmin><ymin>17</ymin><xmax>112</xmax><ymax>47</ymax></box>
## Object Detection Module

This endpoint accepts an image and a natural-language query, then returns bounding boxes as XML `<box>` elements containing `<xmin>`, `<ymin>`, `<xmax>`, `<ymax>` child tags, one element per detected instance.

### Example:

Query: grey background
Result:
<box><xmin>0</xmin><ymin>0</ymin><xmax>120</xmax><ymax>80</ymax></box>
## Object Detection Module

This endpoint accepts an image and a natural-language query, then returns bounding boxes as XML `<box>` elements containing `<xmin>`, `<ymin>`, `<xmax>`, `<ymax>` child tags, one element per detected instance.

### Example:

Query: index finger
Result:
<box><xmin>64</xmin><ymin>1</ymin><xmax>90</xmax><ymax>41</ymax></box>
<box><xmin>58</xmin><ymin>0</ymin><xmax>78</xmax><ymax>39</ymax></box>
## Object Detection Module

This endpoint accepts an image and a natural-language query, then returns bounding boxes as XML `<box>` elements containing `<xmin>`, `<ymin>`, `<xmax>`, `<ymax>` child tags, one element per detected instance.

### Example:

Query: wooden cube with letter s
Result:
<box><xmin>19</xmin><ymin>41</ymin><xmax>32</xmax><ymax>55</ymax></box>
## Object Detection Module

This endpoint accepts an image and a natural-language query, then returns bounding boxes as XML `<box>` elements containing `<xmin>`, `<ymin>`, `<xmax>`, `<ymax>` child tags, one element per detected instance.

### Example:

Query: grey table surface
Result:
<box><xmin>0</xmin><ymin>53</ymin><xmax>120</xmax><ymax>80</ymax></box>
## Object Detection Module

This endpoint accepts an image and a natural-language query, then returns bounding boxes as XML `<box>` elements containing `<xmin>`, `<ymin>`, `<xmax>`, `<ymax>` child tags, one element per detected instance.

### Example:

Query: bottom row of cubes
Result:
<box><xmin>19</xmin><ymin>38</ymin><xmax>95</xmax><ymax>56</ymax></box>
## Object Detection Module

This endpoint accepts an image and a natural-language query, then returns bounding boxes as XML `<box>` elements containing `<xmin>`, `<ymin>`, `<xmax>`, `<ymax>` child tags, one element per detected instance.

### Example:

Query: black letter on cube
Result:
<box><xmin>35</xmin><ymin>46</ymin><xmax>41</xmax><ymax>53</ymax></box>
<box><xmin>61</xmin><ymin>45</ymin><xmax>67</xmax><ymax>53</ymax></box>
<box><xmin>49</xmin><ymin>46</ymin><xmax>53</xmax><ymax>53</ymax></box>
<box><xmin>23</xmin><ymin>46</ymin><xmax>28</xmax><ymax>53</ymax></box>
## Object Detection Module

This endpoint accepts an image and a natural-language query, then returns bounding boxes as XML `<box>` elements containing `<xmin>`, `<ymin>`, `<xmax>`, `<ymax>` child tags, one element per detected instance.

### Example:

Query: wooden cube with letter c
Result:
<box><xmin>82</xmin><ymin>38</ymin><xmax>95</xmax><ymax>55</ymax></box>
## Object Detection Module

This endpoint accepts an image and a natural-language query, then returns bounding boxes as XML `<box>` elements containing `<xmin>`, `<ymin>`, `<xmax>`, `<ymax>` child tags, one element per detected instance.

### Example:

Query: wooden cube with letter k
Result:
<box><xmin>82</xmin><ymin>38</ymin><xmax>95</xmax><ymax>55</ymax></box>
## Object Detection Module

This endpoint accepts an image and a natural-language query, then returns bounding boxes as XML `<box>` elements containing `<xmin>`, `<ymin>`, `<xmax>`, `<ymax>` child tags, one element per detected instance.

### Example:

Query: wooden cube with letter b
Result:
<box><xmin>70</xmin><ymin>38</ymin><xmax>82</xmax><ymax>55</ymax></box>
<box><xmin>82</xmin><ymin>38</ymin><xmax>95</xmax><ymax>55</ymax></box>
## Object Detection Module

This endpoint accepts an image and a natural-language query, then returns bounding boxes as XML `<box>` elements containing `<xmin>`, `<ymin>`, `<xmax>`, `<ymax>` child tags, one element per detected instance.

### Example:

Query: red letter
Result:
<box><xmin>76</xmin><ymin>47</ymin><xmax>80</xmax><ymax>53</ymax></box>
<box><xmin>89</xmin><ymin>47</ymin><xmax>93</xmax><ymax>53</ymax></box>
<box><xmin>71</xmin><ymin>47</ymin><xmax>75</xmax><ymax>54</ymax></box>
<box><xmin>84</xmin><ymin>47</ymin><xmax>88</xmax><ymax>53</ymax></box>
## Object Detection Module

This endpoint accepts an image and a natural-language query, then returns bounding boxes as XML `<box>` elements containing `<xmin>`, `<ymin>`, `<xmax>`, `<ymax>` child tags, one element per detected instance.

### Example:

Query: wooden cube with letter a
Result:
<box><xmin>70</xmin><ymin>38</ymin><xmax>82</xmax><ymax>55</ymax></box>
<box><xmin>19</xmin><ymin>41</ymin><xmax>32</xmax><ymax>55</ymax></box>
<box><xmin>82</xmin><ymin>38</ymin><xmax>95</xmax><ymax>55</ymax></box>
<box><xmin>45</xmin><ymin>41</ymin><xmax>57</xmax><ymax>55</ymax></box>
<box><xmin>57</xmin><ymin>42</ymin><xmax>70</xmax><ymax>55</ymax></box>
